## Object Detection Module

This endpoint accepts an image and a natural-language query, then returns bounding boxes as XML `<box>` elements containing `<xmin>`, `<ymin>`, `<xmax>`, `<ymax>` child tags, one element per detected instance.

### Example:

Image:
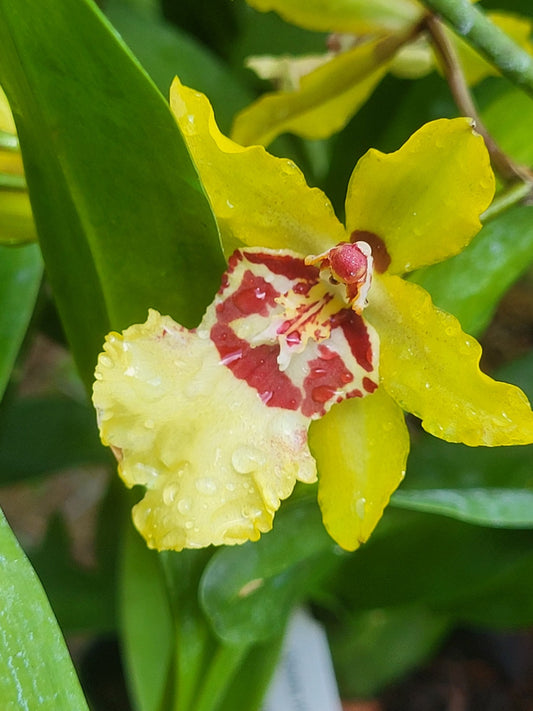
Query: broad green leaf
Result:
<box><xmin>105</xmin><ymin>0</ymin><xmax>252</xmax><ymax>133</ymax></box>
<box><xmin>0</xmin><ymin>243</ymin><xmax>42</xmax><ymax>401</ymax></box>
<box><xmin>483</xmin><ymin>86</ymin><xmax>533</xmax><ymax>167</ymax></box>
<box><xmin>411</xmin><ymin>206</ymin><xmax>533</xmax><ymax>337</ymax></box>
<box><xmin>0</xmin><ymin>507</ymin><xmax>89</xmax><ymax>710</ymax></box>
<box><xmin>331</xmin><ymin>509</ymin><xmax>533</xmax><ymax>626</ymax></box>
<box><xmin>392</xmin><ymin>487</ymin><xmax>533</xmax><ymax>527</ymax></box>
<box><xmin>0</xmin><ymin>0</ymin><xmax>224</xmax><ymax>388</ymax></box>
<box><xmin>27</xmin><ymin>515</ymin><xmax>116</xmax><ymax>635</ymax></box>
<box><xmin>120</xmin><ymin>520</ymin><xmax>174</xmax><ymax>711</ymax></box>
<box><xmin>200</xmin><ymin>499</ymin><xmax>337</xmax><ymax>645</ymax></box>
<box><xmin>159</xmin><ymin>548</ymin><xmax>217</xmax><ymax>711</ymax></box>
<box><xmin>329</xmin><ymin>606</ymin><xmax>450</xmax><ymax>698</ymax></box>
<box><xmin>0</xmin><ymin>397</ymin><xmax>107</xmax><ymax>484</ymax></box>
<box><xmin>216</xmin><ymin>636</ymin><xmax>284</xmax><ymax>711</ymax></box>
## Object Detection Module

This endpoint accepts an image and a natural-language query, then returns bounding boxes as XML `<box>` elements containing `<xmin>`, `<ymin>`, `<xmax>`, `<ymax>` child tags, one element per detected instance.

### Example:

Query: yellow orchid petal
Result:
<box><xmin>345</xmin><ymin>118</ymin><xmax>495</xmax><ymax>274</ymax></box>
<box><xmin>366</xmin><ymin>275</ymin><xmax>533</xmax><ymax>446</ymax></box>
<box><xmin>93</xmin><ymin>310</ymin><xmax>317</xmax><ymax>551</ymax></box>
<box><xmin>0</xmin><ymin>191</ymin><xmax>36</xmax><ymax>245</ymax></box>
<box><xmin>232</xmin><ymin>36</ymin><xmax>402</xmax><ymax>147</ymax></box>
<box><xmin>310</xmin><ymin>386</ymin><xmax>409</xmax><ymax>551</ymax></box>
<box><xmin>0</xmin><ymin>85</ymin><xmax>16</xmax><ymax>135</ymax></box>
<box><xmin>246</xmin><ymin>0</ymin><xmax>421</xmax><ymax>35</ymax></box>
<box><xmin>169</xmin><ymin>77</ymin><xmax>344</xmax><ymax>256</ymax></box>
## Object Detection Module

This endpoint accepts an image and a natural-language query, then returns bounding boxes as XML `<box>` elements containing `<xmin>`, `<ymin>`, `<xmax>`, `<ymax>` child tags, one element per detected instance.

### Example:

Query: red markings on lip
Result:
<box><xmin>302</xmin><ymin>345</ymin><xmax>359</xmax><ymax>417</ymax></box>
<box><xmin>338</xmin><ymin>309</ymin><xmax>374</xmax><ymax>372</ymax></box>
<box><xmin>217</xmin><ymin>269</ymin><xmax>279</xmax><ymax>323</ymax></box>
<box><xmin>211</xmin><ymin>323</ymin><xmax>302</xmax><ymax>410</ymax></box>
<box><xmin>244</xmin><ymin>250</ymin><xmax>320</xmax><ymax>281</ymax></box>
<box><xmin>363</xmin><ymin>377</ymin><xmax>378</xmax><ymax>393</ymax></box>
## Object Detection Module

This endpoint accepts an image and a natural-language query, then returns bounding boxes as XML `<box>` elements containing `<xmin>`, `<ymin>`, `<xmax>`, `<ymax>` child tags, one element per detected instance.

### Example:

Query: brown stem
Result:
<box><xmin>425</xmin><ymin>13</ymin><xmax>533</xmax><ymax>184</ymax></box>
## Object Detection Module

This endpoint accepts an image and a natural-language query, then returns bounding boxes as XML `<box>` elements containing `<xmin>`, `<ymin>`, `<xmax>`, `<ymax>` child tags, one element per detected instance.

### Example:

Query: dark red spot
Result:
<box><xmin>311</xmin><ymin>385</ymin><xmax>337</xmax><ymax>403</ymax></box>
<box><xmin>301</xmin><ymin>345</ymin><xmax>359</xmax><ymax>417</ymax></box>
<box><xmin>339</xmin><ymin>310</ymin><xmax>374</xmax><ymax>372</ymax></box>
<box><xmin>227</xmin><ymin>251</ymin><xmax>244</xmax><ymax>271</ymax></box>
<box><xmin>293</xmin><ymin>282</ymin><xmax>312</xmax><ymax>295</ymax></box>
<box><xmin>211</xmin><ymin>323</ymin><xmax>301</xmax><ymax>411</ymax></box>
<box><xmin>350</xmin><ymin>230</ymin><xmax>391</xmax><ymax>273</ymax></box>
<box><xmin>363</xmin><ymin>377</ymin><xmax>378</xmax><ymax>393</ymax></box>
<box><xmin>244</xmin><ymin>250</ymin><xmax>319</xmax><ymax>281</ymax></box>
<box><xmin>217</xmin><ymin>270</ymin><xmax>279</xmax><ymax>324</ymax></box>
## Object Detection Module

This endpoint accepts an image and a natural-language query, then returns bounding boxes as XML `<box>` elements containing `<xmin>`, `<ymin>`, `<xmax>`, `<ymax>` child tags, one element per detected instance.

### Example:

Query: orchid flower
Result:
<box><xmin>92</xmin><ymin>78</ymin><xmax>533</xmax><ymax>552</ymax></box>
<box><xmin>233</xmin><ymin>0</ymin><xmax>533</xmax><ymax>147</ymax></box>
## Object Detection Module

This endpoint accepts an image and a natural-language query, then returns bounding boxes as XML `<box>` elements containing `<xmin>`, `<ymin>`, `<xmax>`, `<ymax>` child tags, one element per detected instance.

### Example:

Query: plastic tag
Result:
<box><xmin>261</xmin><ymin>608</ymin><xmax>343</xmax><ymax>711</ymax></box>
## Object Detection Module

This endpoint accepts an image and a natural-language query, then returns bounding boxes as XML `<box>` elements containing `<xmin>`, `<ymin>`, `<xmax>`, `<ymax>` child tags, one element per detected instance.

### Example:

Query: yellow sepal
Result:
<box><xmin>245</xmin><ymin>0</ymin><xmax>421</xmax><ymax>35</ymax></box>
<box><xmin>169</xmin><ymin>77</ymin><xmax>344</xmax><ymax>256</ymax></box>
<box><xmin>345</xmin><ymin>118</ymin><xmax>495</xmax><ymax>274</ymax></box>
<box><xmin>310</xmin><ymin>387</ymin><xmax>409</xmax><ymax>551</ymax></box>
<box><xmin>232</xmin><ymin>36</ymin><xmax>401</xmax><ymax>147</ymax></box>
<box><xmin>366</xmin><ymin>275</ymin><xmax>533</xmax><ymax>446</ymax></box>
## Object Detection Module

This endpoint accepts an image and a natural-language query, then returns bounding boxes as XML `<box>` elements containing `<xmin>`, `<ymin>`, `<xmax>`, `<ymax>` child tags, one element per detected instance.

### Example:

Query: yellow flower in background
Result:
<box><xmin>93</xmin><ymin>78</ymin><xmax>533</xmax><ymax>553</ymax></box>
<box><xmin>0</xmin><ymin>86</ymin><xmax>36</xmax><ymax>245</ymax></box>
<box><xmin>232</xmin><ymin>0</ymin><xmax>533</xmax><ymax>147</ymax></box>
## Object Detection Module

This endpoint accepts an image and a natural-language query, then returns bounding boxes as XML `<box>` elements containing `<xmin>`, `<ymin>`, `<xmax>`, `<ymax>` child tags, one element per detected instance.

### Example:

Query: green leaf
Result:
<box><xmin>392</xmin><ymin>487</ymin><xmax>533</xmax><ymax>527</ymax></box>
<box><xmin>200</xmin><ymin>499</ymin><xmax>337</xmax><ymax>645</ymax></box>
<box><xmin>0</xmin><ymin>507</ymin><xmax>89</xmax><ymax>710</ymax></box>
<box><xmin>0</xmin><ymin>0</ymin><xmax>225</xmax><ymax>388</ymax></box>
<box><xmin>105</xmin><ymin>0</ymin><xmax>251</xmax><ymax>133</ymax></box>
<box><xmin>0</xmin><ymin>243</ymin><xmax>42</xmax><ymax>400</ymax></box>
<box><xmin>28</xmin><ymin>515</ymin><xmax>116</xmax><ymax>635</ymax></box>
<box><xmin>329</xmin><ymin>606</ymin><xmax>450</xmax><ymax>698</ymax></box>
<box><xmin>120</xmin><ymin>520</ymin><xmax>174</xmax><ymax>711</ymax></box>
<box><xmin>332</xmin><ymin>509</ymin><xmax>533</xmax><ymax>627</ymax></box>
<box><xmin>412</xmin><ymin>205</ymin><xmax>533</xmax><ymax>336</ymax></box>
<box><xmin>0</xmin><ymin>397</ymin><xmax>108</xmax><ymax>485</ymax></box>
<box><xmin>391</xmin><ymin>433</ymin><xmax>533</xmax><ymax>527</ymax></box>
<box><xmin>216</xmin><ymin>636</ymin><xmax>284</xmax><ymax>711</ymax></box>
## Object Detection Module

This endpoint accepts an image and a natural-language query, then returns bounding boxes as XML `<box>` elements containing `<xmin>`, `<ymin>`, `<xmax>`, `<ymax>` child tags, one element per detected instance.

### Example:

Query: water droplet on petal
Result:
<box><xmin>195</xmin><ymin>478</ymin><xmax>217</xmax><ymax>495</ymax></box>
<box><xmin>355</xmin><ymin>497</ymin><xmax>366</xmax><ymax>520</ymax></box>
<box><xmin>177</xmin><ymin>498</ymin><xmax>191</xmax><ymax>515</ymax></box>
<box><xmin>232</xmin><ymin>447</ymin><xmax>266</xmax><ymax>474</ymax></box>
<box><xmin>163</xmin><ymin>484</ymin><xmax>179</xmax><ymax>505</ymax></box>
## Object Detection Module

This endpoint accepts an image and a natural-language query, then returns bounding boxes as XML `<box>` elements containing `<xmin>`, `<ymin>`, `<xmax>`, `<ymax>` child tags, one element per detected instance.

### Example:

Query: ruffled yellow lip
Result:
<box><xmin>93</xmin><ymin>247</ymin><xmax>380</xmax><ymax>551</ymax></box>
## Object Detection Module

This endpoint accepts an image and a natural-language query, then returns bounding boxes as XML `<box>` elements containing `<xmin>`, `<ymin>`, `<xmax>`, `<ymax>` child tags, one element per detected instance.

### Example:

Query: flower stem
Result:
<box><xmin>421</xmin><ymin>0</ymin><xmax>533</xmax><ymax>98</ymax></box>
<box><xmin>425</xmin><ymin>13</ymin><xmax>532</xmax><ymax>183</ymax></box>
<box><xmin>481</xmin><ymin>180</ymin><xmax>533</xmax><ymax>224</ymax></box>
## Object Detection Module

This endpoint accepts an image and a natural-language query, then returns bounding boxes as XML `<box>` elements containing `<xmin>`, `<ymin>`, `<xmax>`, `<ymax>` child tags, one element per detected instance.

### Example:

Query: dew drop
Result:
<box><xmin>163</xmin><ymin>484</ymin><xmax>179</xmax><ymax>506</ymax></box>
<box><xmin>195</xmin><ymin>478</ymin><xmax>217</xmax><ymax>495</ymax></box>
<box><xmin>232</xmin><ymin>447</ymin><xmax>265</xmax><ymax>474</ymax></box>
<box><xmin>144</xmin><ymin>419</ymin><xmax>155</xmax><ymax>429</ymax></box>
<box><xmin>355</xmin><ymin>497</ymin><xmax>366</xmax><ymax>520</ymax></box>
<box><xmin>177</xmin><ymin>498</ymin><xmax>191</xmax><ymax>515</ymax></box>
<box><xmin>99</xmin><ymin>355</ymin><xmax>113</xmax><ymax>368</ymax></box>
<box><xmin>185</xmin><ymin>521</ymin><xmax>194</xmax><ymax>530</ymax></box>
